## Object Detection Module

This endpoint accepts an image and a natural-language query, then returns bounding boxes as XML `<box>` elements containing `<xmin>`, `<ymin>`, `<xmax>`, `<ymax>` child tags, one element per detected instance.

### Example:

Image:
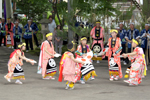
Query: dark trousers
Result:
<box><xmin>14</xmin><ymin>38</ymin><xmax>20</xmax><ymax>49</ymax></box>
<box><xmin>143</xmin><ymin>48</ymin><xmax>150</xmax><ymax>62</ymax></box>
<box><xmin>34</xmin><ymin>34</ymin><xmax>39</xmax><ymax>47</ymax></box>
<box><xmin>121</xmin><ymin>44</ymin><xmax>127</xmax><ymax>61</ymax></box>
<box><xmin>25</xmin><ymin>38</ymin><xmax>33</xmax><ymax>50</ymax></box>
<box><xmin>0</xmin><ymin>33</ymin><xmax>6</xmax><ymax>46</ymax></box>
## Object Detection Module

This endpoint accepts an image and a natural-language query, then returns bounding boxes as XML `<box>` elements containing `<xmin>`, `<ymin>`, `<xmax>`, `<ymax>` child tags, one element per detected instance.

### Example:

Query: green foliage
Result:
<box><xmin>55</xmin><ymin>30</ymin><xmax>68</xmax><ymax>40</ymax></box>
<box><xmin>15</xmin><ymin>0</ymin><xmax>52</xmax><ymax>20</ymax></box>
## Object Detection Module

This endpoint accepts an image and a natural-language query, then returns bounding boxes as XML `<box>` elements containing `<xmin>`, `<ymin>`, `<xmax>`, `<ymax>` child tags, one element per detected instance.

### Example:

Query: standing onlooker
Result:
<box><xmin>5</xmin><ymin>18</ymin><xmax>14</xmax><ymax>48</ymax></box>
<box><xmin>30</xmin><ymin>17</ymin><xmax>39</xmax><ymax>48</ymax></box>
<box><xmin>13</xmin><ymin>21</ymin><xmax>22</xmax><ymax>49</ymax></box>
<box><xmin>125</xmin><ymin>22</ymin><xmax>140</xmax><ymax>64</ymax></box>
<box><xmin>140</xmin><ymin>24</ymin><xmax>150</xmax><ymax>63</ymax></box>
<box><xmin>48</xmin><ymin>15</ymin><xmax>56</xmax><ymax>44</ymax></box>
<box><xmin>24</xmin><ymin>20</ymin><xmax>33</xmax><ymax>52</ymax></box>
<box><xmin>0</xmin><ymin>18</ymin><xmax>6</xmax><ymax>47</ymax></box>
<box><xmin>17</xmin><ymin>18</ymin><xmax>23</xmax><ymax>29</ymax></box>
<box><xmin>119</xmin><ymin>22</ymin><xmax>127</xmax><ymax>65</ymax></box>
<box><xmin>54</xmin><ymin>25</ymin><xmax>63</xmax><ymax>54</ymax></box>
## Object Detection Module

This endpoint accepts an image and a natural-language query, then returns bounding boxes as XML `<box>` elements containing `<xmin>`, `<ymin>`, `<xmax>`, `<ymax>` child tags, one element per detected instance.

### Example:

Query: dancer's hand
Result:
<box><xmin>81</xmin><ymin>62</ymin><xmax>85</xmax><ymax>65</ymax></box>
<box><xmin>82</xmin><ymin>54</ymin><xmax>87</xmax><ymax>58</ymax></box>
<box><xmin>113</xmin><ymin>53</ymin><xmax>116</xmax><ymax>56</ymax></box>
<box><xmin>122</xmin><ymin>53</ymin><xmax>127</xmax><ymax>58</ymax></box>
<box><xmin>94</xmin><ymin>55</ymin><xmax>97</xmax><ymax>58</ymax></box>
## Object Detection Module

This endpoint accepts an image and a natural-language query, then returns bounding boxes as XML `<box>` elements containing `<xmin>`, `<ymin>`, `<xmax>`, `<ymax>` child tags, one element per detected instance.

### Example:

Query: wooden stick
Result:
<box><xmin>32</xmin><ymin>31</ymin><xmax>35</xmax><ymax>50</ymax></box>
<box><xmin>146</xmin><ymin>37</ymin><xmax>149</xmax><ymax>65</ymax></box>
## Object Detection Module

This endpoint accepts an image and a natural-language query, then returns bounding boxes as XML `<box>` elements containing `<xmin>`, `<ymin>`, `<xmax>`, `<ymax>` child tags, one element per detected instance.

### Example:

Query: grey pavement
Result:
<box><xmin>0</xmin><ymin>46</ymin><xmax>150</xmax><ymax>100</ymax></box>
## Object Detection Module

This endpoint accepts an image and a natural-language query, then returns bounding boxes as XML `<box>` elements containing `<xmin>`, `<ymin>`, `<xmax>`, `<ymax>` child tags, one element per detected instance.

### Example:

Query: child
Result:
<box><xmin>123</xmin><ymin>39</ymin><xmax>147</xmax><ymax>86</ymax></box>
<box><xmin>101</xmin><ymin>29</ymin><xmax>123</xmax><ymax>81</ymax></box>
<box><xmin>38</xmin><ymin>33</ymin><xmax>57</xmax><ymax>80</ymax></box>
<box><xmin>75</xmin><ymin>36</ymin><xmax>97</xmax><ymax>84</ymax></box>
<box><xmin>4</xmin><ymin>42</ymin><xmax>35</xmax><ymax>84</ymax></box>
<box><xmin>58</xmin><ymin>41</ymin><xmax>85</xmax><ymax>90</ymax></box>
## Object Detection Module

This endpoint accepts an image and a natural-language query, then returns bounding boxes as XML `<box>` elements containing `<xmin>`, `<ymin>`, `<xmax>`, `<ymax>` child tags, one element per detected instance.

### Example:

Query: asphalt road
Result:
<box><xmin>0</xmin><ymin>46</ymin><xmax>150</xmax><ymax>100</ymax></box>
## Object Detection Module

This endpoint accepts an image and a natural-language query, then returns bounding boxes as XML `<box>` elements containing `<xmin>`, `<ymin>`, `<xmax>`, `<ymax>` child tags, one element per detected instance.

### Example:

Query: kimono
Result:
<box><xmin>5</xmin><ymin>23</ymin><xmax>14</xmax><ymax>46</ymax></box>
<box><xmin>90</xmin><ymin>26</ymin><xmax>105</xmax><ymax>58</ymax></box>
<box><xmin>106</xmin><ymin>37</ymin><xmax>123</xmax><ymax>78</ymax></box>
<box><xmin>75</xmin><ymin>44</ymin><xmax>90</xmax><ymax>81</ymax></box>
<box><xmin>126</xmin><ymin>28</ymin><xmax>140</xmax><ymax>49</ymax></box>
<box><xmin>58</xmin><ymin>51</ymin><xmax>76</xmax><ymax>83</ymax></box>
<box><xmin>75</xmin><ymin>45</ymin><xmax>97</xmax><ymax>81</ymax></box>
<box><xmin>39</xmin><ymin>40</ymin><xmax>56</xmax><ymax>78</ymax></box>
<box><xmin>4</xmin><ymin>49</ymin><xmax>25</xmax><ymax>80</ymax></box>
<box><xmin>58</xmin><ymin>51</ymin><xmax>80</xmax><ymax>83</ymax></box>
<box><xmin>127</xmin><ymin>47</ymin><xmax>147</xmax><ymax>85</ymax></box>
<box><xmin>119</xmin><ymin>29</ymin><xmax>127</xmax><ymax>45</ymax></box>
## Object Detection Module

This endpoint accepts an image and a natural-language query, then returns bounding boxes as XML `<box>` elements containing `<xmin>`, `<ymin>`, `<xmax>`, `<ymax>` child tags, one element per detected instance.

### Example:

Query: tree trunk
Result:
<box><xmin>6</xmin><ymin>0</ymin><xmax>13</xmax><ymax>19</ymax></box>
<box><xmin>68</xmin><ymin>0</ymin><xmax>74</xmax><ymax>43</ymax></box>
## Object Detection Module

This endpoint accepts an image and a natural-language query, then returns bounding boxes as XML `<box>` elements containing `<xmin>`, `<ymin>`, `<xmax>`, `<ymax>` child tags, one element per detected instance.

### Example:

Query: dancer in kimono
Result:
<box><xmin>38</xmin><ymin>33</ymin><xmax>57</xmax><ymax>80</ymax></box>
<box><xmin>101</xmin><ymin>29</ymin><xmax>122</xmax><ymax>81</ymax></box>
<box><xmin>58</xmin><ymin>41</ymin><xmax>85</xmax><ymax>90</ymax></box>
<box><xmin>75</xmin><ymin>36</ymin><xmax>97</xmax><ymax>84</ymax></box>
<box><xmin>5</xmin><ymin>18</ymin><xmax>14</xmax><ymax>48</ymax></box>
<box><xmin>0</xmin><ymin>18</ymin><xmax>6</xmax><ymax>47</ymax></box>
<box><xmin>4</xmin><ymin>42</ymin><xmax>35</xmax><ymax>84</ymax></box>
<box><xmin>124</xmin><ymin>22</ymin><xmax>140</xmax><ymax>78</ymax></box>
<box><xmin>90</xmin><ymin>21</ymin><xmax>104</xmax><ymax>63</ymax></box>
<box><xmin>123</xmin><ymin>39</ymin><xmax>147</xmax><ymax>86</ymax></box>
<box><xmin>13</xmin><ymin>21</ymin><xmax>22</xmax><ymax>49</ymax></box>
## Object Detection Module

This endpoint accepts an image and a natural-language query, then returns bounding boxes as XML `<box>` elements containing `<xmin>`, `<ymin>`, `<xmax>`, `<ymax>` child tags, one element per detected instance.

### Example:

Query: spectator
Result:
<box><xmin>13</xmin><ymin>21</ymin><xmax>22</xmax><ymax>49</ymax></box>
<box><xmin>0</xmin><ymin>18</ymin><xmax>6</xmax><ymax>47</ymax></box>
<box><xmin>48</xmin><ymin>15</ymin><xmax>56</xmax><ymax>44</ymax></box>
<box><xmin>54</xmin><ymin>25</ymin><xmax>63</xmax><ymax>54</ymax></box>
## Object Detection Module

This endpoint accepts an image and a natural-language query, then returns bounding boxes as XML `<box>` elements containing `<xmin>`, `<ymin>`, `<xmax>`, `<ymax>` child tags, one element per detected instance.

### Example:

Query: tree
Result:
<box><xmin>15</xmin><ymin>0</ymin><xmax>52</xmax><ymax>21</ymax></box>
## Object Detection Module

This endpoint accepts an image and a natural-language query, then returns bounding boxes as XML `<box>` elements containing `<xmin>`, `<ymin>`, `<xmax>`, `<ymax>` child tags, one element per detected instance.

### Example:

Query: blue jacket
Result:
<box><xmin>126</xmin><ymin>28</ymin><xmax>140</xmax><ymax>48</ymax></box>
<box><xmin>23</xmin><ymin>24</ymin><xmax>33</xmax><ymax>39</ymax></box>
<box><xmin>0</xmin><ymin>22</ymin><xmax>6</xmax><ymax>36</ymax></box>
<box><xmin>119</xmin><ymin>29</ymin><xmax>127</xmax><ymax>44</ymax></box>
<box><xmin>140</xmin><ymin>29</ymin><xmax>150</xmax><ymax>48</ymax></box>
<box><xmin>31</xmin><ymin>22</ymin><xmax>39</xmax><ymax>34</ymax></box>
<box><xmin>13</xmin><ymin>26</ymin><xmax>22</xmax><ymax>39</ymax></box>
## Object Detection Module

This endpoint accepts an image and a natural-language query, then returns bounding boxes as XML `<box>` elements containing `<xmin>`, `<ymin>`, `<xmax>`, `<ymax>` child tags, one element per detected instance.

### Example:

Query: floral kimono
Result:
<box><xmin>128</xmin><ymin>47</ymin><xmax>147</xmax><ymax>85</ymax></box>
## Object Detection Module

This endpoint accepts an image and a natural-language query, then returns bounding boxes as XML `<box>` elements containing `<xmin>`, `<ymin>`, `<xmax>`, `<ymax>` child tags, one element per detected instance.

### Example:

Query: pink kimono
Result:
<box><xmin>5</xmin><ymin>23</ymin><xmax>14</xmax><ymax>46</ymax></box>
<box><xmin>90</xmin><ymin>26</ymin><xmax>105</xmax><ymax>58</ymax></box>
<box><xmin>63</xmin><ymin>52</ymin><xmax>76</xmax><ymax>83</ymax></box>
<box><xmin>128</xmin><ymin>47</ymin><xmax>146</xmax><ymax>85</ymax></box>
<box><xmin>41</xmin><ymin>40</ymin><xmax>54</xmax><ymax>77</ymax></box>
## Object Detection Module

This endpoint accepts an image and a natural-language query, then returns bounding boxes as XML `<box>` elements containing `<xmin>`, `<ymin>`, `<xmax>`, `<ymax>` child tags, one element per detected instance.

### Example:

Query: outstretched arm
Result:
<box><xmin>70</xmin><ymin>55</ymin><xmax>84</xmax><ymax>64</ymax></box>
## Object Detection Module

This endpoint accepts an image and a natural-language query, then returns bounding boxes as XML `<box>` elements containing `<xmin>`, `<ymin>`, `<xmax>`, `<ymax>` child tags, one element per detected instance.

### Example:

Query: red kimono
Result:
<box><xmin>106</xmin><ymin>37</ymin><xmax>123</xmax><ymax>78</ymax></box>
<box><xmin>5</xmin><ymin>23</ymin><xmax>14</xmax><ymax>46</ymax></box>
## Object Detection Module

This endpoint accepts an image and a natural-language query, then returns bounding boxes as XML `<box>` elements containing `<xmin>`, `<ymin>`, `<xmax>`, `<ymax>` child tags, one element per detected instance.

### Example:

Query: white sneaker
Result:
<box><xmin>97</xmin><ymin>60</ymin><xmax>100</xmax><ymax>63</ymax></box>
<box><xmin>65</xmin><ymin>84</ymin><xmax>69</xmax><ymax>90</ymax></box>
<box><xmin>80</xmin><ymin>80</ymin><xmax>85</xmax><ymax>84</ymax></box>
<box><xmin>49</xmin><ymin>76</ymin><xmax>55</xmax><ymax>80</ymax></box>
<box><xmin>26</xmin><ymin>50</ymin><xmax>29</xmax><ymax>52</ymax></box>
<box><xmin>15</xmin><ymin>80</ymin><xmax>23</xmax><ymax>84</ymax></box>
<box><xmin>8</xmin><ymin>46</ymin><xmax>11</xmax><ymax>49</ymax></box>
<box><xmin>4</xmin><ymin>76</ymin><xmax>11</xmax><ymax>82</ymax></box>
<box><xmin>43</xmin><ymin>77</ymin><xmax>50</xmax><ymax>80</ymax></box>
<box><xmin>124</xmin><ymin>80</ymin><xmax>130</xmax><ymax>83</ymax></box>
<box><xmin>109</xmin><ymin>76</ymin><xmax>114</xmax><ymax>81</ymax></box>
<box><xmin>89</xmin><ymin>77</ymin><xmax>95</xmax><ymax>81</ymax></box>
<box><xmin>11</xmin><ymin>46</ymin><xmax>14</xmax><ymax>49</ymax></box>
<box><xmin>123</xmin><ymin>61</ymin><xmax>127</xmax><ymax>65</ymax></box>
<box><xmin>114</xmin><ymin>76</ymin><xmax>119</xmax><ymax>81</ymax></box>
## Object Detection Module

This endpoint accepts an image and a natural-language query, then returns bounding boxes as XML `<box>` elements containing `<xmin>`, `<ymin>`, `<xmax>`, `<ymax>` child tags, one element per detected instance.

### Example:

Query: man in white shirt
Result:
<box><xmin>48</xmin><ymin>15</ymin><xmax>56</xmax><ymax>44</ymax></box>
